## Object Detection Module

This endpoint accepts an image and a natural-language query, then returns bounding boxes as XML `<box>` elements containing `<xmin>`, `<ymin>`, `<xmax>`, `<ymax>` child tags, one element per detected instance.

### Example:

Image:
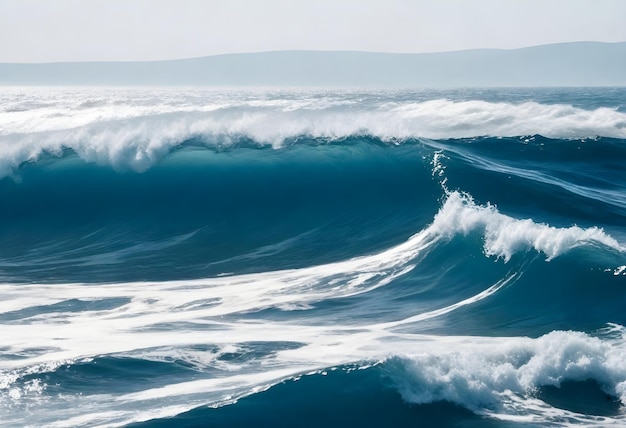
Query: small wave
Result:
<box><xmin>431</xmin><ymin>191</ymin><xmax>624</xmax><ymax>261</ymax></box>
<box><xmin>388</xmin><ymin>327</ymin><xmax>626</xmax><ymax>425</ymax></box>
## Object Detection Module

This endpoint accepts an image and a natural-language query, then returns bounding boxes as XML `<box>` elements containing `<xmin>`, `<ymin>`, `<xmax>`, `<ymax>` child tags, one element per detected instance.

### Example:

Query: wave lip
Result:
<box><xmin>431</xmin><ymin>191</ymin><xmax>624</xmax><ymax>261</ymax></box>
<box><xmin>389</xmin><ymin>327</ymin><xmax>626</xmax><ymax>425</ymax></box>
<box><xmin>2</xmin><ymin>88</ymin><xmax>626</xmax><ymax>179</ymax></box>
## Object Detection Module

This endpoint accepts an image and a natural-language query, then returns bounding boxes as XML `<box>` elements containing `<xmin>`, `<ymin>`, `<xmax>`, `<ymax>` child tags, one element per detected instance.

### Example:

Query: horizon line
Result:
<box><xmin>3</xmin><ymin>40</ymin><xmax>626</xmax><ymax>66</ymax></box>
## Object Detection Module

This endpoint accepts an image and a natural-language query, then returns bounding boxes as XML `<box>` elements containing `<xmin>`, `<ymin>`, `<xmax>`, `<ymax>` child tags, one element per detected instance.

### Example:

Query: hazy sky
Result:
<box><xmin>1</xmin><ymin>0</ymin><xmax>625</xmax><ymax>63</ymax></box>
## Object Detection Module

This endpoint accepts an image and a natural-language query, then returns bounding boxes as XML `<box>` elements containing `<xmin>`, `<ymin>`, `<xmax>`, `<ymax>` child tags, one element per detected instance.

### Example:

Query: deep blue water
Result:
<box><xmin>0</xmin><ymin>87</ymin><xmax>625</xmax><ymax>427</ymax></box>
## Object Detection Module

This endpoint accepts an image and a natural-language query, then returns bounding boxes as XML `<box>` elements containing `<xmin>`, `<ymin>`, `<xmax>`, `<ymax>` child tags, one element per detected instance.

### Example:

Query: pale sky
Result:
<box><xmin>1</xmin><ymin>0</ymin><xmax>625</xmax><ymax>63</ymax></box>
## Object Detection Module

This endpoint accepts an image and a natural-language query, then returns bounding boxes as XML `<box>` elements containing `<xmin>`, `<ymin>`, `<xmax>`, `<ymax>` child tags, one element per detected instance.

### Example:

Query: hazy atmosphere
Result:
<box><xmin>1</xmin><ymin>0</ymin><xmax>625</xmax><ymax>62</ymax></box>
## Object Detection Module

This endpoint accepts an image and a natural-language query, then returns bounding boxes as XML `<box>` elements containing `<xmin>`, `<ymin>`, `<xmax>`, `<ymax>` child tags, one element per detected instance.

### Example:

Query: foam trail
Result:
<box><xmin>378</xmin><ymin>271</ymin><xmax>521</xmax><ymax>329</ymax></box>
<box><xmin>5</xmin><ymin>323</ymin><xmax>626</xmax><ymax>426</ymax></box>
<box><xmin>0</xmin><ymin>222</ymin><xmax>436</xmax><ymax>371</ymax></box>
<box><xmin>427</xmin><ymin>142</ymin><xmax>626</xmax><ymax>210</ymax></box>
<box><xmin>0</xmin><ymin>191</ymin><xmax>622</xmax><ymax>370</ymax></box>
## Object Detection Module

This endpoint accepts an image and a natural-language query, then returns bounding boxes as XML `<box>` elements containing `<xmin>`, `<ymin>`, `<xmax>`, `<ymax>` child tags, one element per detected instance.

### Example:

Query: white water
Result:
<box><xmin>433</xmin><ymin>191</ymin><xmax>624</xmax><ymax>261</ymax></box>
<box><xmin>1</xmin><ymin>191</ymin><xmax>624</xmax><ymax>427</ymax></box>
<box><xmin>1</xmin><ymin>88</ymin><xmax>626</xmax><ymax>178</ymax></box>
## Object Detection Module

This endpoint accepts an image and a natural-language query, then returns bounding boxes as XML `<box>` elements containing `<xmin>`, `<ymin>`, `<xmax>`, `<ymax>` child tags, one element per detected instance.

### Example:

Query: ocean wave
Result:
<box><xmin>1</xmin><ymin>191</ymin><xmax>621</xmax><ymax>351</ymax></box>
<box><xmin>432</xmin><ymin>191</ymin><xmax>624</xmax><ymax>261</ymax></box>
<box><xmin>388</xmin><ymin>326</ymin><xmax>626</xmax><ymax>425</ymax></box>
<box><xmin>1</xmin><ymin>88</ymin><xmax>626</xmax><ymax>178</ymax></box>
<box><xmin>2</xmin><ymin>88</ymin><xmax>626</xmax><ymax>427</ymax></box>
<box><xmin>4</xmin><ymin>326</ymin><xmax>626</xmax><ymax>427</ymax></box>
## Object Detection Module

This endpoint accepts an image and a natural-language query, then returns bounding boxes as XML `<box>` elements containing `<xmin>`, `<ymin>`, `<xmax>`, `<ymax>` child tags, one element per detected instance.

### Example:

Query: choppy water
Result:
<box><xmin>1</xmin><ymin>87</ymin><xmax>625</xmax><ymax>427</ymax></box>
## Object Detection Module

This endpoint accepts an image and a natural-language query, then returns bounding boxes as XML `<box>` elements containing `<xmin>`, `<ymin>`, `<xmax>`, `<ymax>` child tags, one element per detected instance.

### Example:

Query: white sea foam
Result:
<box><xmin>1</xmin><ymin>187</ymin><xmax>624</xmax><ymax>425</ymax></box>
<box><xmin>432</xmin><ymin>191</ymin><xmax>624</xmax><ymax>261</ymax></box>
<box><xmin>1</xmin><ymin>88</ymin><xmax>626</xmax><ymax>178</ymax></box>
<box><xmin>391</xmin><ymin>329</ymin><xmax>626</xmax><ymax>425</ymax></box>
<box><xmin>3</xmin><ymin>88</ymin><xmax>626</xmax><ymax>426</ymax></box>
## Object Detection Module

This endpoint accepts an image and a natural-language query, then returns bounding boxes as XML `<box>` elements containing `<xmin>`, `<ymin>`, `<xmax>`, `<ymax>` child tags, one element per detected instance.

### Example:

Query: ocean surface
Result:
<box><xmin>1</xmin><ymin>87</ymin><xmax>625</xmax><ymax>427</ymax></box>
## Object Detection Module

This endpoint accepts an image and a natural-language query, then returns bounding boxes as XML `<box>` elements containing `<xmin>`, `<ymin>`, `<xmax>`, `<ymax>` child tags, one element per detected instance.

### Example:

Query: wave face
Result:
<box><xmin>1</xmin><ymin>87</ymin><xmax>626</xmax><ymax>427</ymax></box>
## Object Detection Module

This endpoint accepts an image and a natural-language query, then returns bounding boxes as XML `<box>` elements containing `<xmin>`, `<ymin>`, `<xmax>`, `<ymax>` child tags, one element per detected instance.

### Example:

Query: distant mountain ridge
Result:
<box><xmin>1</xmin><ymin>41</ymin><xmax>625</xmax><ymax>87</ymax></box>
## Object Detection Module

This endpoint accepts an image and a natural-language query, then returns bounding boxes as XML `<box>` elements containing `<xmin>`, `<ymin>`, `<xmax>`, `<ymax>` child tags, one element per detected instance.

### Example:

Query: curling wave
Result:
<box><xmin>2</xmin><ymin>87</ymin><xmax>626</xmax><ymax>427</ymax></box>
<box><xmin>2</xmin><ymin>88</ymin><xmax>626</xmax><ymax>178</ymax></box>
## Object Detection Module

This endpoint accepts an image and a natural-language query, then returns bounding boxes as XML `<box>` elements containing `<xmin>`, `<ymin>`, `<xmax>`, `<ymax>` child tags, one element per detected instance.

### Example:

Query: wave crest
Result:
<box><xmin>432</xmin><ymin>191</ymin><xmax>624</xmax><ymax>261</ymax></box>
<box><xmin>389</xmin><ymin>327</ymin><xmax>626</xmax><ymax>424</ymax></box>
<box><xmin>2</xmin><ymin>88</ymin><xmax>626</xmax><ymax>178</ymax></box>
